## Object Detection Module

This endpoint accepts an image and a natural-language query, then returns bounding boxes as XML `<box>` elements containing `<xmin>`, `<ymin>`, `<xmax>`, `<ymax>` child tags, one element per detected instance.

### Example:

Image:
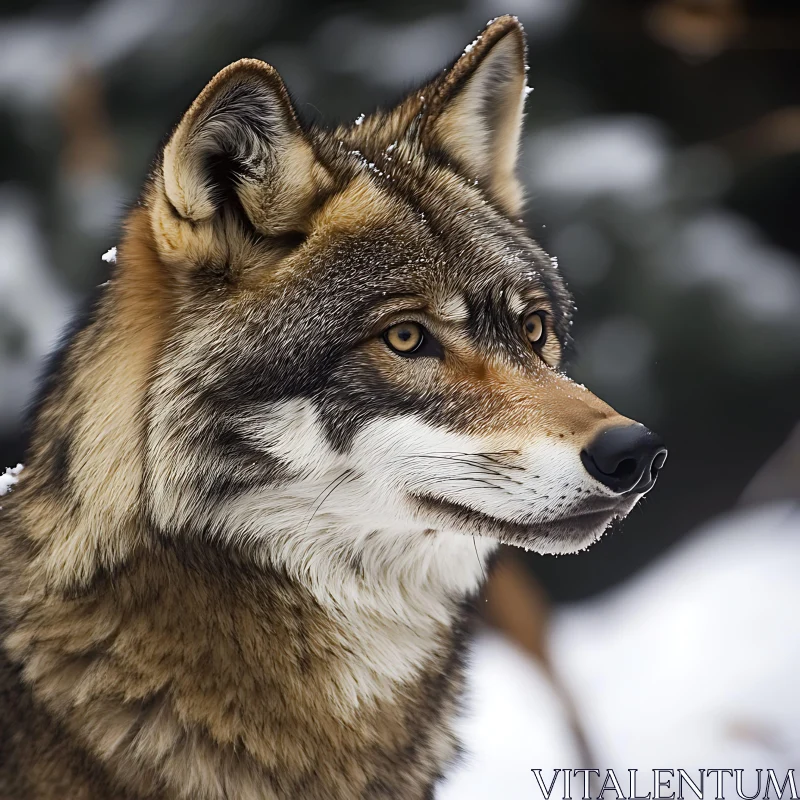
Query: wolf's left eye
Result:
<box><xmin>523</xmin><ymin>311</ymin><xmax>547</xmax><ymax>347</ymax></box>
<box><xmin>383</xmin><ymin>322</ymin><xmax>442</xmax><ymax>358</ymax></box>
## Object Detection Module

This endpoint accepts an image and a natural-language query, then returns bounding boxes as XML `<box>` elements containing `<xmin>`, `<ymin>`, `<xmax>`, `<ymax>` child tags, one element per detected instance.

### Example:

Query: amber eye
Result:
<box><xmin>524</xmin><ymin>311</ymin><xmax>546</xmax><ymax>346</ymax></box>
<box><xmin>385</xmin><ymin>321</ymin><xmax>424</xmax><ymax>354</ymax></box>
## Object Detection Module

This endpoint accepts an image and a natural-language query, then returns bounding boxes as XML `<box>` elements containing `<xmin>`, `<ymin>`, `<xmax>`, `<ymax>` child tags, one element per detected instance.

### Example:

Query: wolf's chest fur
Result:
<box><xmin>0</xmin><ymin>526</ymin><xmax>471</xmax><ymax>799</ymax></box>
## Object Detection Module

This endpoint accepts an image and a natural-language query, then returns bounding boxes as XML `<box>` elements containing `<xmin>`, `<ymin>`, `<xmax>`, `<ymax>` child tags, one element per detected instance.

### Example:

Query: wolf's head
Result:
<box><xmin>28</xmin><ymin>17</ymin><xmax>666</xmax><ymax>597</ymax></box>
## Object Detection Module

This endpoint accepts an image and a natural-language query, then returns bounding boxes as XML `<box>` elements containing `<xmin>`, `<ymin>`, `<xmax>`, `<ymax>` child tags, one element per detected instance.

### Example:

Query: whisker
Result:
<box><xmin>302</xmin><ymin>470</ymin><xmax>354</xmax><ymax>536</ymax></box>
<box><xmin>427</xmin><ymin>475</ymin><xmax>506</xmax><ymax>486</ymax></box>
<box><xmin>400</xmin><ymin>452</ymin><xmax>525</xmax><ymax>472</ymax></box>
<box><xmin>409</xmin><ymin>450</ymin><xmax>521</xmax><ymax>461</ymax></box>
<box><xmin>472</xmin><ymin>452</ymin><xmax>526</xmax><ymax>471</ymax></box>
<box><xmin>473</xmin><ymin>535</ymin><xmax>487</xmax><ymax>588</ymax></box>
<box><xmin>440</xmin><ymin>485</ymin><xmax>508</xmax><ymax>496</ymax></box>
<box><xmin>398</xmin><ymin>453</ymin><xmax>524</xmax><ymax>482</ymax></box>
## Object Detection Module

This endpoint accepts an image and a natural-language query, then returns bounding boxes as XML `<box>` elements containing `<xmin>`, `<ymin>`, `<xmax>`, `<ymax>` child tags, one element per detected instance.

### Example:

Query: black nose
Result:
<box><xmin>581</xmin><ymin>424</ymin><xmax>667</xmax><ymax>494</ymax></box>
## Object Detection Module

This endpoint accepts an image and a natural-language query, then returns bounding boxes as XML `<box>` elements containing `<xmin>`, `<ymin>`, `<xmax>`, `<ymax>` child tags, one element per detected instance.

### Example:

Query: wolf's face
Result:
<box><xmin>134</xmin><ymin>17</ymin><xmax>665</xmax><ymax>593</ymax></box>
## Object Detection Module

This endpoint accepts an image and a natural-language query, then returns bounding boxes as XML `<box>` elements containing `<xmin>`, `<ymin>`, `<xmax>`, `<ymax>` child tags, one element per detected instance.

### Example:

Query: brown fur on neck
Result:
<box><xmin>0</xmin><ymin>509</ymin><xmax>468</xmax><ymax>799</ymax></box>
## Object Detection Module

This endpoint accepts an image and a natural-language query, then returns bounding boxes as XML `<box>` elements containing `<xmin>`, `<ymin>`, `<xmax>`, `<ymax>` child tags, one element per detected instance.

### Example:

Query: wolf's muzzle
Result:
<box><xmin>581</xmin><ymin>423</ymin><xmax>667</xmax><ymax>495</ymax></box>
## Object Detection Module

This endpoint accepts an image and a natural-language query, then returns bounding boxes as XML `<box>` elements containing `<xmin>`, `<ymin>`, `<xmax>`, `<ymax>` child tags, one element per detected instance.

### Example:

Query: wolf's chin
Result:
<box><xmin>502</xmin><ymin>512</ymin><xmax>621</xmax><ymax>555</ymax></box>
<box><xmin>412</xmin><ymin>492</ymin><xmax>631</xmax><ymax>555</ymax></box>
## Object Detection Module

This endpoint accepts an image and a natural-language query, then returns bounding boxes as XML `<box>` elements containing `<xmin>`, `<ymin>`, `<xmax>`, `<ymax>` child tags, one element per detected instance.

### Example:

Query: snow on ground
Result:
<box><xmin>439</xmin><ymin>501</ymin><xmax>800</xmax><ymax>798</ymax></box>
<box><xmin>552</xmin><ymin>501</ymin><xmax>800</xmax><ymax>775</ymax></box>
<box><xmin>439</xmin><ymin>630</ymin><xmax>581</xmax><ymax>800</ymax></box>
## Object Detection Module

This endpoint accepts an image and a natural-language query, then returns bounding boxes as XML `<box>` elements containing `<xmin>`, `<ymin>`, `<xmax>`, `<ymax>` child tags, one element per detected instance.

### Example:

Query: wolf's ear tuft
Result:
<box><xmin>159</xmin><ymin>59</ymin><xmax>325</xmax><ymax>243</ymax></box>
<box><xmin>424</xmin><ymin>16</ymin><xmax>528</xmax><ymax>216</ymax></box>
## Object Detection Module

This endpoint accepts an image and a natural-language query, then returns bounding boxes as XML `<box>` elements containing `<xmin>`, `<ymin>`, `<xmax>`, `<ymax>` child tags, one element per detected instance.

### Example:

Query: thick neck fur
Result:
<box><xmin>0</xmin><ymin>505</ymin><xmax>472</xmax><ymax>799</ymax></box>
<box><xmin>0</xmin><ymin>210</ymin><xmax>479</xmax><ymax>799</ymax></box>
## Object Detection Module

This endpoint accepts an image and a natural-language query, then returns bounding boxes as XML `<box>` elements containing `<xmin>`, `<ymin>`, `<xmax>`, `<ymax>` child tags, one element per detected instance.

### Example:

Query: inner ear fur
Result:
<box><xmin>153</xmin><ymin>59</ymin><xmax>329</xmax><ymax>267</ymax></box>
<box><xmin>423</xmin><ymin>16</ymin><xmax>528</xmax><ymax>216</ymax></box>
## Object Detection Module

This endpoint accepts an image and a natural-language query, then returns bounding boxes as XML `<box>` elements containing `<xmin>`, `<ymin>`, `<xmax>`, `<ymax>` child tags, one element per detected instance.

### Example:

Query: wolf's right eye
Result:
<box><xmin>385</xmin><ymin>322</ymin><xmax>423</xmax><ymax>354</ymax></box>
<box><xmin>383</xmin><ymin>322</ymin><xmax>442</xmax><ymax>359</ymax></box>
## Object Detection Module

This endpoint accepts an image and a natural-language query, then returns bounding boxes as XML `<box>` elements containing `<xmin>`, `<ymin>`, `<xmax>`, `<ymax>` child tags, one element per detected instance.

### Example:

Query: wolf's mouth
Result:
<box><xmin>411</xmin><ymin>492</ymin><xmax>626</xmax><ymax>550</ymax></box>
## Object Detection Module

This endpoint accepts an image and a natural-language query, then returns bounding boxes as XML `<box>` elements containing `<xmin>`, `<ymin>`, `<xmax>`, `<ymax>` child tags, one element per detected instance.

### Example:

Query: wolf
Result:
<box><xmin>0</xmin><ymin>15</ymin><xmax>666</xmax><ymax>800</ymax></box>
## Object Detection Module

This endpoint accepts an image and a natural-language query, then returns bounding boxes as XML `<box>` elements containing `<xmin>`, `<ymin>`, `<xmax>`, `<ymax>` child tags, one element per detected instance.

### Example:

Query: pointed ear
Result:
<box><xmin>154</xmin><ymin>59</ymin><xmax>328</xmax><ymax>265</ymax></box>
<box><xmin>424</xmin><ymin>16</ymin><xmax>528</xmax><ymax>216</ymax></box>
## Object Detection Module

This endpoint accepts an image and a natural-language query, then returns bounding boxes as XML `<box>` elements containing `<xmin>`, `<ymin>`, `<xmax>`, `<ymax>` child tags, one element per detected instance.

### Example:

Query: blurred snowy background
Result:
<box><xmin>0</xmin><ymin>0</ymin><xmax>798</xmax><ymax>796</ymax></box>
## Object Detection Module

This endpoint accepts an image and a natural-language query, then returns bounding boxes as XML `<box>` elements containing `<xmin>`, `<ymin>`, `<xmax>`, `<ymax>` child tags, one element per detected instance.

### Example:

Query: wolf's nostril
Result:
<box><xmin>581</xmin><ymin>424</ymin><xmax>667</xmax><ymax>495</ymax></box>
<box><xmin>613</xmin><ymin>458</ymin><xmax>638</xmax><ymax>479</ymax></box>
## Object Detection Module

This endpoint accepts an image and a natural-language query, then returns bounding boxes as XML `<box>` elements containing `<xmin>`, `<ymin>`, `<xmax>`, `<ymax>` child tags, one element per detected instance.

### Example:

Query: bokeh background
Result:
<box><xmin>1</xmin><ymin>0</ymin><xmax>798</xmax><ymax>796</ymax></box>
